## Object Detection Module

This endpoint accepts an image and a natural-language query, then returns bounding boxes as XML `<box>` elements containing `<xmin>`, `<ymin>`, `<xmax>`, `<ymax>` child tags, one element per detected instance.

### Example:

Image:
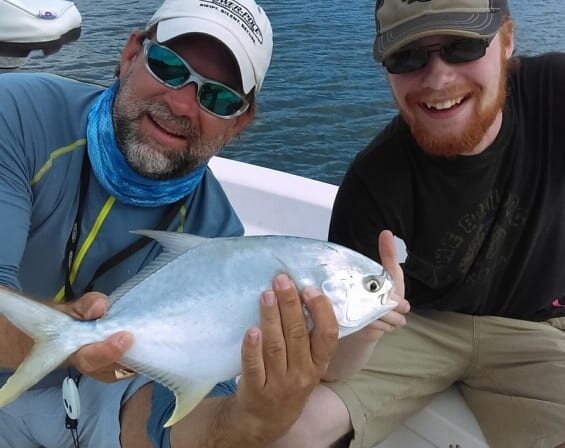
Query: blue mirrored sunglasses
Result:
<box><xmin>143</xmin><ymin>40</ymin><xmax>250</xmax><ymax>119</ymax></box>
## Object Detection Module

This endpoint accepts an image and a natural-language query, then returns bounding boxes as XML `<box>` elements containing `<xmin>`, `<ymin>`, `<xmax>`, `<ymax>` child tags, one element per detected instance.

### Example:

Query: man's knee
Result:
<box><xmin>272</xmin><ymin>385</ymin><xmax>352</xmax><ymax>448</ymax></box>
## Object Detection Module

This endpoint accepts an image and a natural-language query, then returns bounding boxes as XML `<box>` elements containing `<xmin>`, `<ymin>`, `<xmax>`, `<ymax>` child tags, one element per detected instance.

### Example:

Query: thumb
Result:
<box><xmin>378</xmin><ymin>230</ymin><xmax>405</xmax><ymax>299</ymax></box>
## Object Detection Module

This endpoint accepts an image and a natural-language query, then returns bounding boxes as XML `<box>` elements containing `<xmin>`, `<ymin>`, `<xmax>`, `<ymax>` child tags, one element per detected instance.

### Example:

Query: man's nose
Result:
<box><xmin>420</xmin><ymin>52</ymin><xmax>457</xmax><ymax>90</ymax></box>
<box><xmin>164</xmin><ymin>81</ymin><xmax>201</xmax><ymax>118</ymax></box>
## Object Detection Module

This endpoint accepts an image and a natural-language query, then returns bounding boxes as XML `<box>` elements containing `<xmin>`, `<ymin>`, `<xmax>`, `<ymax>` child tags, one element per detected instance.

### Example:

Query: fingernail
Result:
<box><xmin>275</xmin><ymin>274</ymin><xmax>291</xmax><ymax>290</ymax></box>
<box><xmin>85</xmin><ymin>300</ymin><xmax>104</xmax><ymax>320</ymax></box>
<box><xmin>116</xmin><ymin>333</ymin><xmax>131</xmax><ymax>349</ymax></box>
<box><xmin>85</xmin><ymin>303</ymin><xmax>97</xmax><ymax>320</ymax></box>
<box><xmin>247</xmin><ymin>329</ymin><xmax>259</xmax><ymax>344</ymax></box>
<box><xmin>303</xmin><ymin>286</ymin><xmax>320</xmax><ymax>301</ymax></box>
<box><xmin>261</xmin><ymin>290</ymin><xmax>276</xmax><ymax>306</ymax></box>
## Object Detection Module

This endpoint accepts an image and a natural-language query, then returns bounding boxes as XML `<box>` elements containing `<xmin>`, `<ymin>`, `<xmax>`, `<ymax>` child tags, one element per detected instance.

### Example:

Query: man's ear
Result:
<box><xmin>505</xmin><ymin>34</ymin><xmax>514</xmax><ymax>60</ymax></box>
<box><xmin>117</xmin><ymin>30</ymin><xmax>145</xmax><ymax>80</ymax></box>
<box><xmin>502</xmin><ymin>20</ymin><xmax>515</xmax><ymax>59</ymax></box>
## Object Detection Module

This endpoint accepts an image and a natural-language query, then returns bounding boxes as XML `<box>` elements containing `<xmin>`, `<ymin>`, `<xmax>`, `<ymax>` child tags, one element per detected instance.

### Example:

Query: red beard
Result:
<box><xmin>401</xmin><ymin>54</ymin><xmax>508</xmax><ymax>158</ymax></box>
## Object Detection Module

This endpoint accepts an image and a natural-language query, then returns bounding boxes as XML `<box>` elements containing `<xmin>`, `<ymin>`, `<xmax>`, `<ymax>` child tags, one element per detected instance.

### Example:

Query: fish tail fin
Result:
<box><xmin>0</xmin><ymin>343</ymin><xmax>71</xmax><ymax>406</ymax></box>
<box><xmin>164</xmin><ymin>382</ymin><xmax>216</xmax><ymax>427</ymax></box>
<box><xmin>0</xmin><ymin>287</ymin><xmax>78</xmax><ymax>406</ymax></box>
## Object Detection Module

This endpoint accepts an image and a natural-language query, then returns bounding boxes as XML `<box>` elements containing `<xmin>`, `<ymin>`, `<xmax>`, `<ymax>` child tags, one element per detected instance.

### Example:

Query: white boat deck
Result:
<box><xmin>209</xmin><ymin>156</ymin><xmax>489</xmax><ymax>448</ymax></box>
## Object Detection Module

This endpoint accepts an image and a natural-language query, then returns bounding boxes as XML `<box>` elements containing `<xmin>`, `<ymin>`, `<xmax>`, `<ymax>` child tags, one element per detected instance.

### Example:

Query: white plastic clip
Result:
<box><xmin>62</xmin><ymin>377</ymin><xmax>81</xmax><ymax>421</ymax></box>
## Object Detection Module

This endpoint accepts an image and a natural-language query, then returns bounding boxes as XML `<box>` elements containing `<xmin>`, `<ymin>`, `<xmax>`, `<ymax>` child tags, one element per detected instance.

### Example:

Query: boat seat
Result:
<box><xmin>376</xmin><ymin>385</ymin><xmax>488</xmax><ymax>447</ymax></box>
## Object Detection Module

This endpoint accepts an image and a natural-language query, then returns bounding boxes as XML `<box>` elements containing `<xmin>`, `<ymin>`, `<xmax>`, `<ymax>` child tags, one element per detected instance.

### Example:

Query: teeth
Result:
<box><xmin>425</xmin><ymin>96</ymin><xmax>464</xmax><ymax>110</ymax></box>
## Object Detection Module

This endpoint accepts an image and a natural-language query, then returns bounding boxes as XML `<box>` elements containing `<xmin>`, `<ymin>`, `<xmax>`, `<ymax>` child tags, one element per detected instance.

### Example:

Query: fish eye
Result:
<box><xmin>364</xmin><ymin>276</ymin><xmax>382</xmax><ymax>293</ymax></box>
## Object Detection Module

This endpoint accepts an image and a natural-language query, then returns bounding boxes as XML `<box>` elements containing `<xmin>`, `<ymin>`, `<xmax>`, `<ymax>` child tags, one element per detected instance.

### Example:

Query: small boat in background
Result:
<box><xmin>0</xmin><ymin>0</ymin><xmax>81</xmax><ymax>69</ymax></box>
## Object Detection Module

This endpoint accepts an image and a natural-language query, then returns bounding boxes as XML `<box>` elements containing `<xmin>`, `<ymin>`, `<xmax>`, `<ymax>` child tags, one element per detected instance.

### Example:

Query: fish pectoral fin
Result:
<box><xmin>164</xmin><ymin>382</ymin><xmax>217</xmax><ymax>427</ymax></box>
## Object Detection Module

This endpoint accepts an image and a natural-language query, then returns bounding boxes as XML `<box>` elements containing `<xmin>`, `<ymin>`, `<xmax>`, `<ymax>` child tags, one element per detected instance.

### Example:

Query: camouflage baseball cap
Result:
<box><xmin>374</xmin><ymin>0</ymin><xmax>509</xmax><ymax>61</ymax></box>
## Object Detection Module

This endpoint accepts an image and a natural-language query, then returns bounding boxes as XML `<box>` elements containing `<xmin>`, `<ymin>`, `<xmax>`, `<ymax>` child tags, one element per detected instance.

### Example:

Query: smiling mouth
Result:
<box><xmin>148</xmin><ymin>113</ymin><xmax>187</xmax><ymax>139</ymax></box>
<box><xmin>423</xmin><ymin>94</ymin><xmax>469</xmax><ymax>111</ymax></box>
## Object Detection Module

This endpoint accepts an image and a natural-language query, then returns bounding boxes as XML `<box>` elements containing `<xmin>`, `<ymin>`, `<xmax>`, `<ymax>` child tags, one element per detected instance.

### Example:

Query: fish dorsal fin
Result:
<box><xmin>108</xmin><ymin>251</ymin><xmax>177</xmax><ymax>303</ymax></box>
<box><xmin>108</xmin><ymin>231</ymin><xmax>209</xmax><ymax>304</ymax></box>
<box><xmin>131</xmin><ymin>229</ymin><xmax>210</xmax><ymax>253</ymax></box>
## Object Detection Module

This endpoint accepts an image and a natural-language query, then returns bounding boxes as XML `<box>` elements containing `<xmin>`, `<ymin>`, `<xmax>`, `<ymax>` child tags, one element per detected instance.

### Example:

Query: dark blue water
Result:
<box><xmin>18</xmin><ymin>0</ymin><xmax>565</xmax><ymax>184</ymax></box>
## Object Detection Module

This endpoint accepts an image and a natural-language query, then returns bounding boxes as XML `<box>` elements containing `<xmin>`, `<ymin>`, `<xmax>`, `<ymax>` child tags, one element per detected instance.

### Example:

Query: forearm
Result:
<box><xmin>170</xmin><ymin>395</ymin><xmax>283</xmax><ymax>448</ymax></box>
<box><xmin>322</xmin><ymin>334</ymin><xmax>378</xmax><ymax>382</ymax></box>
<box><xmin>0</xmin><ymin>315</ymin><xmax>33</xmax><ymax>369</ymax></box>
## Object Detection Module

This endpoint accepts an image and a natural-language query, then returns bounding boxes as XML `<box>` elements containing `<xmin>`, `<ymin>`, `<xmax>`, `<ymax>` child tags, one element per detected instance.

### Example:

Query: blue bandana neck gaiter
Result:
<box><xmin>86</xmin><ymin>81</ymin><xmax>207</xmax><ymax>207</ymax></box>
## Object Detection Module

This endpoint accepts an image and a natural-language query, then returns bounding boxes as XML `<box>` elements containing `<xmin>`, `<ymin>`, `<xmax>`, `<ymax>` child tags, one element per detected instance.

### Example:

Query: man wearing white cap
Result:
<box><xmin>272</xmin><ymin>0</ymin><xmax>565</xmax><ymax>447</ymax></box>
<box><xmin>0</xmin><ymin>0</ymin><xmax>342</xmax><ymax>447</ymax></box>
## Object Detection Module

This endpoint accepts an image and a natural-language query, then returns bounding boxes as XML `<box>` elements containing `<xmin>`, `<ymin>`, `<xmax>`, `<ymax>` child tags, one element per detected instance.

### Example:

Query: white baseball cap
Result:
<box><xmin>146</xmin><ymin>0</ymin><xmax>273</xmax><ymax>95</ymax></box>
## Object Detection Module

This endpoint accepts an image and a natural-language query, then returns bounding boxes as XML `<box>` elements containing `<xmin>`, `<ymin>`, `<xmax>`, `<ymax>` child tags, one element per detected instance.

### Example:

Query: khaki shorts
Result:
<box><xmin>326</xmin><ymin>310</ymin><xmax>565</xmax><ymax>448</ymax></box>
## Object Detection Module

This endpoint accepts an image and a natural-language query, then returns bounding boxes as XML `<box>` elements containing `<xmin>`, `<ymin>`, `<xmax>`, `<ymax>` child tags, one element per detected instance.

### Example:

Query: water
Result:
<box><xmin>15</xmin><ymin>0</ymin><xmax>565</xmax><ymax>185</ymax></box>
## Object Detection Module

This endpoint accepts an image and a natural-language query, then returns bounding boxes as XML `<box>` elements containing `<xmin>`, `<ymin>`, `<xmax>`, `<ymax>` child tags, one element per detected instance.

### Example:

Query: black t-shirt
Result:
<box><xmin>329</xmin><ymin>53</ymin><xmax>565</xmax><ymax>321</ymax></box>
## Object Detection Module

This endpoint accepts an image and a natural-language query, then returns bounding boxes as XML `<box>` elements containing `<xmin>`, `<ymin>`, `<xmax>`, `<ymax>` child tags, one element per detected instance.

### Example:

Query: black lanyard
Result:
<box><xmin>63</xmin><ymin>155</ymin><xmax>185</xmax><ymax>301</ymax></box>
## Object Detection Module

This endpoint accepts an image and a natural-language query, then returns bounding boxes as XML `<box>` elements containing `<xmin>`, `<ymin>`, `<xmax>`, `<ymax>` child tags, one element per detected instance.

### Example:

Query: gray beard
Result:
<box><xmin>113</xmin><ymin>112</ymin><xmax>227</xmax><ymax>181</ymax></box>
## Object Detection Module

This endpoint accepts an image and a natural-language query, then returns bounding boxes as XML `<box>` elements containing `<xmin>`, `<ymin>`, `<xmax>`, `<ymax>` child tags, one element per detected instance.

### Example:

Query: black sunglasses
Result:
<box><xmin>382</xmin><ymin>38</ymin><xmax>492</xmax><ymax>75</ymax></box>
<box><xmin>143</xmin><ymin>40</ymin><xmax>250</xmax><ymax>119</ymax></box>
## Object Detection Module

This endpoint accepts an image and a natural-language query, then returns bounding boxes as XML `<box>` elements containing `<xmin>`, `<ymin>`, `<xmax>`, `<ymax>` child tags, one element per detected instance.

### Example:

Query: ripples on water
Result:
<box><xmin>16</xmin><ymin>0</ymin><xmax>565</xmax><ymax>184</ymax></box>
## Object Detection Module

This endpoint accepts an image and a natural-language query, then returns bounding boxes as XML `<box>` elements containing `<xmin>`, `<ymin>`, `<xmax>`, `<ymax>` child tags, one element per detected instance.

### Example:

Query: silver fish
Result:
<box><xmin>0</xmin><ymin>230</ymin><xmax>395</xmax><ymax>426</ymax></box>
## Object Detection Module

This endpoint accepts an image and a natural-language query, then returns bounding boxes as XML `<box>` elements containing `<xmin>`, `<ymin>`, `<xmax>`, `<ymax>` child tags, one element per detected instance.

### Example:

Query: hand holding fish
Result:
<box><xmin>323</xmin><ymin>230</ymin><xmax>410</xmax><ymax>382</ymax></box>
<box><xmin>0</xmin><ymin>288</ymin><xmax>134</xmax><ymax>382</ymax></box>
<box><xmin>124</xmin><ymin>274</ymin><xmax>339</xmax><ymax>447</ymax></box>
<box><xmin>355</xmin><ymin>230</ymin><xmax>410</xmax><ymax>340</ymax></box>
<box><xmin>57</xmin><ymin>292</ymin><xmax>135</xmax><ymax>383</ymax></box>
<box><xmin>234</xmin><ymin>274</ymin><xmax>339</xmax><ymax>443</ymax></box>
